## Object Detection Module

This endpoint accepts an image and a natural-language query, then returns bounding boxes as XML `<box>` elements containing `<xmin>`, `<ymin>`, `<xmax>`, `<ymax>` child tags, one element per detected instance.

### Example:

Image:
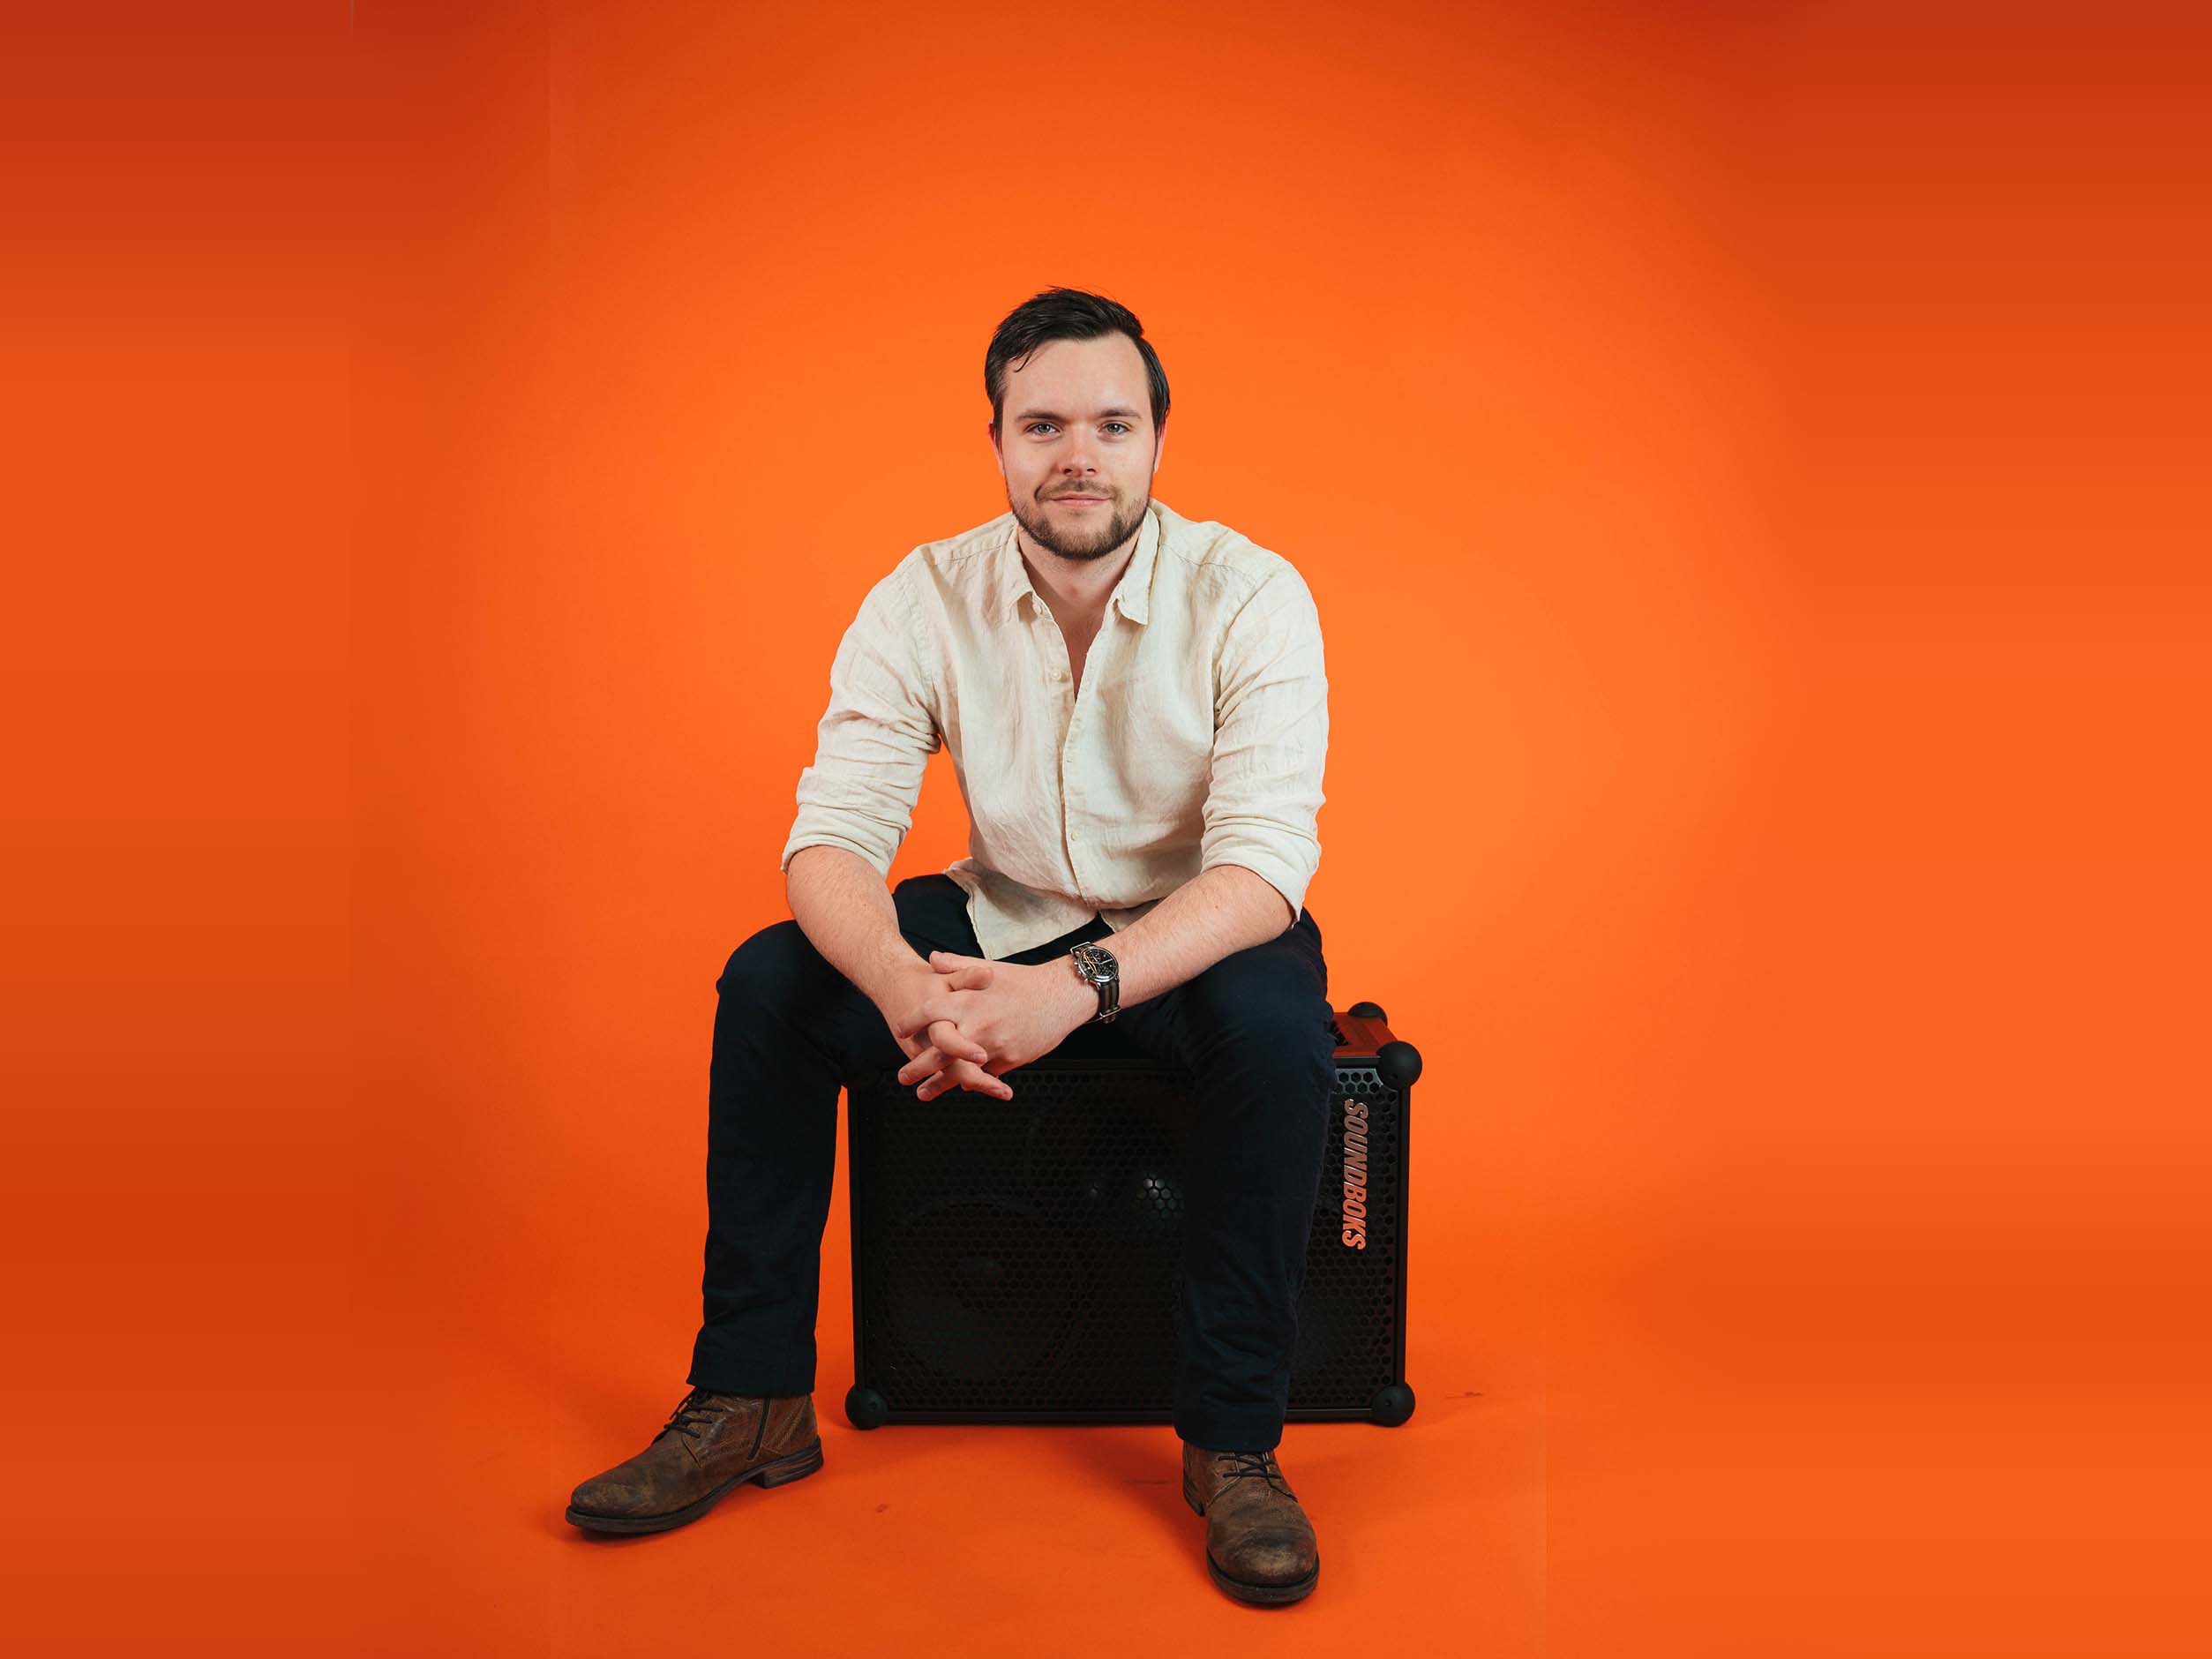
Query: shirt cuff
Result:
<box><xmin>781</xmin><ymin>835</ymin><xmax>894</xmax><ymax>882</ymax></box>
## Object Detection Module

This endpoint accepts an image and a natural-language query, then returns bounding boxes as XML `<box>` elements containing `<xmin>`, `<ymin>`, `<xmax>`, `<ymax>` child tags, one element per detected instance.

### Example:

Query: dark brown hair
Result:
<box><xmin>984</xmin><ymin>287</ymin><xmax>1171</xmax><ymax>440</ymax></box>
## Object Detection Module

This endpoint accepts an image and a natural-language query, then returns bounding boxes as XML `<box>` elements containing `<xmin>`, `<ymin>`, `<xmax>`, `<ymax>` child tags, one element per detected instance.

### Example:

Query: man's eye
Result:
<box><xmin>1104</xmin><ymin>422</ymin><xmax>1130</xmax><ymax>434</ymax></box>
<box><xmin>1026</xmin><ymin>422</ymin><xmax>1055</xmax><ymax>434</ymax></box>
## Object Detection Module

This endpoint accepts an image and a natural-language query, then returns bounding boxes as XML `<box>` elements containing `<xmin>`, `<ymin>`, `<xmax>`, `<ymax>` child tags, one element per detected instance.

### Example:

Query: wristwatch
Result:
<box><xmin>1069</xmin><ymin>941</ymin><xmax>1121</xmax><ymax>1024</ymax></box>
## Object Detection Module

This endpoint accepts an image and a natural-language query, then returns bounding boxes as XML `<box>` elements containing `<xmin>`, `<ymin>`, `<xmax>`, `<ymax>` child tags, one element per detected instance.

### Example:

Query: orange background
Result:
<box><xmin>4</xmin><ymin>2</ymin><xmax>2207</xmax><ymax>1654</ymax></box>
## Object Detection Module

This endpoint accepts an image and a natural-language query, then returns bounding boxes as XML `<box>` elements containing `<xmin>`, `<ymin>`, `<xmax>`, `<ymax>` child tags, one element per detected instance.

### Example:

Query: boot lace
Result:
<box><xmin>652</xmin><ymin>1385</ymin><xmax>736</xmax><ymax>1452</ymax></box>
<box><xmin>1212</xmin><ymin>1448</ymin><xmax>1296</xmax><ymax>1500</ymax></box>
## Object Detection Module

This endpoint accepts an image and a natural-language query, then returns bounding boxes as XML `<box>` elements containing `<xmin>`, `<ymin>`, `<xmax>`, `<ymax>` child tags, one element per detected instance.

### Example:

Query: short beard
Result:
<box><xmin>1009</xmin><ymin>486</ymin><xmax>1150</xmax><ymax>563</ymax></box>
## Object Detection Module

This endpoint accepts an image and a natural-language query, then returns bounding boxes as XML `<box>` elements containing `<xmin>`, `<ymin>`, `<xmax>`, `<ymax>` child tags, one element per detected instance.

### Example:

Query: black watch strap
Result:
<box><xmin>1069</xmin><ymin>942</ymin><xmax>1121</xmax><ymax>1024</ymax></box>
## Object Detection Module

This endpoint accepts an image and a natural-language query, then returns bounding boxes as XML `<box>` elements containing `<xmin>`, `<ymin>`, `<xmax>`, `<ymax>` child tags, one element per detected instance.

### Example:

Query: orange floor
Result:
<box><xmin>329</xmin><ymin>1071</ymin><xmax>1547</xmax><ymax>1655</ymax></box>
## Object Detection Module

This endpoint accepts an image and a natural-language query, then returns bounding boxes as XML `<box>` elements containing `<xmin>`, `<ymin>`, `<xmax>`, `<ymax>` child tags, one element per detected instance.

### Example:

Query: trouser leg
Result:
<box><xmin>1103</xmin><ymin>907</ymin><xmax>1336</xmax><ymax>1453</ymax></box>
<box><xmin>686</xmin><ymin>873</ymin><xmax>980</xmax><ymax>1394</ymax></box>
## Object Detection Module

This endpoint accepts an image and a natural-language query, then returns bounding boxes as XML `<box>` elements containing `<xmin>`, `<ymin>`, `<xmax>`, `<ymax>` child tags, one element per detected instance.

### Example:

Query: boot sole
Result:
<box><xmin>566</xmin><ymin>1438</ymin><xmax>825</xmax><ymax>1535</ymax></box>
<box><xmin>1184</xmin><ymin>1478</ymin><xmax>1320</xmax><ymax>1605</ymax></box>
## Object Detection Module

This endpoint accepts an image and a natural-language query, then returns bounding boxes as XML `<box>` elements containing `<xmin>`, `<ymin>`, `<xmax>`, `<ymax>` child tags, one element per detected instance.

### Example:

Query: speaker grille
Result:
<box><xmin>847</xmin><ymin>1014</ymin><xmax>1410</xmax><ymax>1423</ymax></box>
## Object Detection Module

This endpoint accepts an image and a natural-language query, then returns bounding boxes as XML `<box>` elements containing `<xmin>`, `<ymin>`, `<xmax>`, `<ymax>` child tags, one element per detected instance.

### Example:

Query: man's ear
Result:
<box><xmin>986</xmin><ymin>420</ymin><xmax>1004</xmax><ymax>477</ymax></box>
<box><xmin>1151</xmin><ymin>424</ymin><xmax>1167</xmax><ymax>478</ymax></box>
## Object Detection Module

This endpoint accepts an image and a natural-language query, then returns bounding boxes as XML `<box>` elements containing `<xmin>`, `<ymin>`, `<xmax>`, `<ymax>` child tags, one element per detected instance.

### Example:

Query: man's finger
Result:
<box><xmin>902</xmin><ymin>1035</ymin><xmax>988</xmax><ymax>1085</ymax></box>
<box><xmin>926</xmin><ymin>1010</ymin><xmax>989</xmax><ymax>1062</ymax></box>
<box><xmin>928</xmin><ymin>1057</ymin><xmax>1011</xmax><ymax>1101</ymax></box>
<box><xmin>910</xmin><ymin>1018</ymin><xmax>983</xmax><ymax>1068</ymax></box>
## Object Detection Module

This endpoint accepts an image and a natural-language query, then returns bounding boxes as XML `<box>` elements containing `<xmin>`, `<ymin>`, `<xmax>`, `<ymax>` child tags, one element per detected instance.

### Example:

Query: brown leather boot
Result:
<box><xmin>1181</xmin><ymin>1441</ymin><xmax>1321</xmax><ymax>1605</ymax></box>
<box><xmin>566</xmin><ymin>1387</ymin><xmax>823</xmax><ymax>1534</ymax></box>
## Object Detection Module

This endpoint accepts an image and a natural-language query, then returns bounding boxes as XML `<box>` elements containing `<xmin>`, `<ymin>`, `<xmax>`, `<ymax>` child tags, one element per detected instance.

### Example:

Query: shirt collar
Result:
<box><xmin>997</xmin><ymin>499</ymin><xmax>1163</xmax><ymax>627</ymax></box>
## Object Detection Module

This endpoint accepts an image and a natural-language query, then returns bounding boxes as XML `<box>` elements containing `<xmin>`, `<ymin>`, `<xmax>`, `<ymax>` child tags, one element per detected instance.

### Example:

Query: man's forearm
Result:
<box><xmin>1096</xmin><ymin>863</ymin><xmax>1296</xmax><ymax>1011</ymax></box>
<box><xmin>784</xmin><ymin>845</ymin><xmax>920</xmax><ymax>1007</ymax></box>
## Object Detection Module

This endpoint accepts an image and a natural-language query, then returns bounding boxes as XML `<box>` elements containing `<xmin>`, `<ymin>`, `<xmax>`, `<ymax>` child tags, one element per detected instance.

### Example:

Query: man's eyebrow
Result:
<box><xmin>1012</xmin><ymin>408</ymin><xmax>1146</xmax><ymax>423</ymax></box>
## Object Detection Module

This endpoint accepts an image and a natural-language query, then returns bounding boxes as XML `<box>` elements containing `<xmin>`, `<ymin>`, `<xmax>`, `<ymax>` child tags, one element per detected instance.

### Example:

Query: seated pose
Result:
<box><xmin>566</xmin><ymin>285</ymin><xmax>1334</xmax><ymax>1609</ymax></box>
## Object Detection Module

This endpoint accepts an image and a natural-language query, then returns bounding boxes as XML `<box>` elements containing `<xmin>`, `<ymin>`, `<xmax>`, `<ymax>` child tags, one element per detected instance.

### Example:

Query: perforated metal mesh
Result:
<box><xmin>846</xmin><ymin>1016</ymin><xmax>1408</xmax><ymax>1422</ymax></box>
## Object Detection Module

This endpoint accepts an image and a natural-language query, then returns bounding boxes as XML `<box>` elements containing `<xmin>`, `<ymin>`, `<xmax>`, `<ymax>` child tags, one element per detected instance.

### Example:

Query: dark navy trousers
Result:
<box><xmin>688</xmin><ymin>872</ymin><xmax>1335</xmax><ymax>1453</ymax></box>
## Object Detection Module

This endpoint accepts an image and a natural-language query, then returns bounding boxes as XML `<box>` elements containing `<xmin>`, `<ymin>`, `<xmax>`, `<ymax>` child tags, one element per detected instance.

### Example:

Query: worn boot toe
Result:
<box><xmin>568</xmin><ymin>1468</ymin><xmax>651</xmax><ymax>1519</ymax></box>
<box><xmin>1219</xmin><ymin>1526</ymin><xmax>1316</xmax><ymax>1586</ymax></box>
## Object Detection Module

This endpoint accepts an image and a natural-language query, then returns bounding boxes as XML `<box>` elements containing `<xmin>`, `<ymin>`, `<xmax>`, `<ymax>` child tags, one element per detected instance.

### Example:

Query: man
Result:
<box><xmin>566</xmin><ymin>287</ymin><xmax>1335</xmax><ymax>1608</ymax></box>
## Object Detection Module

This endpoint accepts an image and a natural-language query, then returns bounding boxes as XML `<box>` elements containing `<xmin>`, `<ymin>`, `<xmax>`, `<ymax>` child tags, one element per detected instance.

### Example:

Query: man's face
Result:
<box><xmin>989</xmin><ymin>333</ymin><xmax>1166</xmax><ymax>563</ymax></box>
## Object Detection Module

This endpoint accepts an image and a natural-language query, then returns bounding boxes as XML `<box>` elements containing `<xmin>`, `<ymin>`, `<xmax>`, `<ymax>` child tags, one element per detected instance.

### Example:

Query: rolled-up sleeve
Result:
<box><xmin>1200</xmin><ymin>567</ymin><xmax>1328</xmax><ymax>924</ymax></box>
<box><xmin>778</xmin><ymin>563</ymin><xmax>941</xmax><ymax>882</ymax></box>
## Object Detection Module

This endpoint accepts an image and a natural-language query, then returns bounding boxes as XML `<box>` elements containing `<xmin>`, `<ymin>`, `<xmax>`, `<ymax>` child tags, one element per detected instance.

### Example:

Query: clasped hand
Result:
<box><xmin>881</xmin><ymin>950</ymin><xmax>1086</xmax><ymax>1102</ymax></box>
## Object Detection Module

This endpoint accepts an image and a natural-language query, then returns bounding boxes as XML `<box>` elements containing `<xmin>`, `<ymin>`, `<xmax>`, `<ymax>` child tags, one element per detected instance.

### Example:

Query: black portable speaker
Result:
<box><xmin>841</xmin><ymin>1000</ymin><xmax>1420</xmax><ymax>1430</ymax></box>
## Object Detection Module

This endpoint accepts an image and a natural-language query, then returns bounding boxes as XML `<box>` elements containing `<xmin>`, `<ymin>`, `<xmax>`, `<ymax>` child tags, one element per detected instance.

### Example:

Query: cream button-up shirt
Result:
<box><xmin>777</xmin><ymin>496</ymin><xmax>1328</xmax><ymax>962</ymax></box>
